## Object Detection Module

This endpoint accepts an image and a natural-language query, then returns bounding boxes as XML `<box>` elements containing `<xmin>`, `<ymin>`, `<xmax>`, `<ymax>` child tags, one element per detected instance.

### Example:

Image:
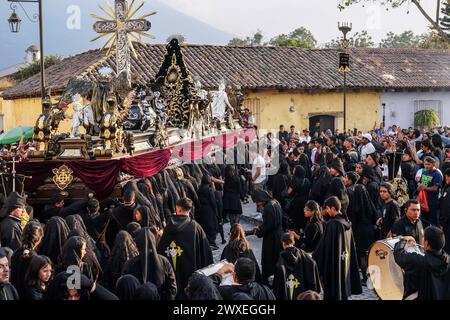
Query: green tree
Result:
<box><xmin>269</xmin><ymin>27</ymin><xmax>317</xmax><ymax>48</ymax></box>
<box><xmin>418</xmin><ymin>30</ymin><xmax>450</xmax><ymax>48</ymax></box>
<box><xmin>13</xmin><ymin>55</ymin><xmax>62</xmax><ymax>81</ymax></box>
<box><xmin>379</xmin><ymin>30</ymin><xmax>422</xmax><ymax>48</ymax></box>
<box><xmin>441</xmin><ymin>0</ymin><xmax>450</xmax><ymax>35</ymax></box>
<box><xmin>325</xmin><ymin>30</ymin><xmax>375</xmax><ymax>48</ymax></box>
<box><xmin>338</xmin><ymin>0</ymin><xmax>450</xmax><ymax>43</ymax></box>
<box><xmin>227</xmin><ymin>30</ymin><xmax>264</xmax><ymax>46</ymax></box>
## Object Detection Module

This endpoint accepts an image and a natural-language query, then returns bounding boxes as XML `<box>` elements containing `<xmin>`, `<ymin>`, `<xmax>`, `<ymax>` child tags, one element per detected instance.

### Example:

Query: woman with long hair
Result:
<box><xmin>197</xmin><ymin>174</ymin><xmax>219</xmax><ymax>249</ymax></box>
<box><xmin>38</xmin><ymin>216</ymin><xmax>70</xmax><ymax>264</ymax></box>
<box><xmin>220</xmin><ymin>223</ymin><xmax>261</xmax><ymax>283</ymax></box>
<box><xmin>24</xmin><ymin>255</ymin><xmax>53</xmax><ymax>300</ymax></box>
<box><xmin>270</xmin><ymin>161</ymin><xmax>292</xmax><ymax>208</ymax></box>
<box><xmin>122</xmin><ymin>228</ymin><xmax>177</xmax><ymax>300</ymax></box>
<box><xmin>10</xmin><ymin>220</ymin><xmax>43</xmax><ymax>298</ymax></box>
<box><xmin>58</xmin><ymin>236</ymin><xmax>93</xmax><ymax>280</ymax></box>
<box><xmin>222</xmin><ymin>165</ymin><xmax>243</xmax><ymax>226</ymax></box>
<box><xmin>286</xmin><ymin>165</ymin><xmax>311</xmax><ymax>230</ymax></box>
<box><xmin>299</xmin><ymin>200</ymin><xmax>324</xmax><ymax>252</ymax></box>
<box><xmin>103</xmin><ymin>230</ymin><xmax>139</xmax><ymax>290</ymax></box>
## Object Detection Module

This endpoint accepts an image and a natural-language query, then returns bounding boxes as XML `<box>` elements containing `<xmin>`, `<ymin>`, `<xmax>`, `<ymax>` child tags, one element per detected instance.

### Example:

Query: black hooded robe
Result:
<box><xmin>210</xmin><ymin>273</ymin><xmax>276</xmax><ymax>300</ymax></box>
<box><xmin>273</xmin><ymin>246</ymin><xmax>321</xmax><ymax>300</ymax></box>
<box><xmin>313</xmin><ymin>214</ymin><xmax>362</xmax><ymax>300</ymax></box>
<box><xmin>197</xmin><ymin>184</ymin><xmax>219</xmax><ymax>245</ymax></box>
<box><xmin>0</xmin><ymin>216</ymin><xmax>22</xmax><ymax>251</ymax></box>
<box><xmin>220</xmin><ymin>241</ymin><xmax>262</xmax><ymax>283</ymax></box>
<box><xmin>380</xmin><ymin>200</ymin><xmax>401</xmax><ymax>239</ymax></box>
<box><xmin>256</xmin><ymin>199</ymin><xmax>283</xmax><ymax>282</ymax></box>
<box><xmin>157</xmin><ymin>215</ymin><xmax>213</xmax><ymax>300</ymax></box>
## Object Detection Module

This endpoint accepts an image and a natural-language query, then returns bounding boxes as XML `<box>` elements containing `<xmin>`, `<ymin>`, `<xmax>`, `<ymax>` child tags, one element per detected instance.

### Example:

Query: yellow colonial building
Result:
<box><xmin>1</xmin><ymin>45</ymin><xmax>449</xmax><ymax>133</ymax></box>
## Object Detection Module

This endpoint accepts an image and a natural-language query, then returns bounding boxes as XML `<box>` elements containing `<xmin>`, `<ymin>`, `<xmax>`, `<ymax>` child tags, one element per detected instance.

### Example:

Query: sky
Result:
<box><xmin>160</xmin><ymin>0</ymin><xmax>437</xmax><ymax>45</ymax></box>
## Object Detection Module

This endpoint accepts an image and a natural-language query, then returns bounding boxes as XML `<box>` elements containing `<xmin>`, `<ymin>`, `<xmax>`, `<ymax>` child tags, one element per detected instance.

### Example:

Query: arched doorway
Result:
<box><xmin>309</xmin><ymin>115</ymin><xmax>335</xmax><ymax>133</ymax></box>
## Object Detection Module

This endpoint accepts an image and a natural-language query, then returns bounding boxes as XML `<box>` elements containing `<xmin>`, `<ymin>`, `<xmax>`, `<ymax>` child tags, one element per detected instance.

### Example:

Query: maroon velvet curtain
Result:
<box><xmin>67</xmin><ymin>160</ymin><xmax>121</xmax><ymax>199</ymax></box>
<box><xmin>120</xmin><ymin>148</ymin><xmax>171</xmax><ymax>179</ymax></box>
<box><xmin>15</xmin><ymin>161</ymin><xmax>62</xmax><ymax>191</ymax></box>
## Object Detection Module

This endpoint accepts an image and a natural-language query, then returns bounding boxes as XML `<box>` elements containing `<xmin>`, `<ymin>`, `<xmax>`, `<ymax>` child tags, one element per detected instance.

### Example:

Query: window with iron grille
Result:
<box><xmin>413</xmin><ymin>100</ymin><xmax>443</xmax><ymax>121</ymax></box>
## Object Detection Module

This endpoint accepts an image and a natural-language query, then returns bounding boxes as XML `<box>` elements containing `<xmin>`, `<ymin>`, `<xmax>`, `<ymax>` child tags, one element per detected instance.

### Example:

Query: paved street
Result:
<box><xmin>212</xmin><ymin>200</ymin><xmax>378</xmax><ymax>300</ymax></box>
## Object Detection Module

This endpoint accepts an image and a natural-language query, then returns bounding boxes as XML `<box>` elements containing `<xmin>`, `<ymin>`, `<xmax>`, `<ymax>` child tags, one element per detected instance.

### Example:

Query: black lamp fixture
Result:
<box><xmin>8</xmin><ymin>9</ymin><xmax>21</xmax><ymax>33</ymax></box>
<box><xmin>337</xmin><ymin>22</ymin><xmax>352</xmax><ymax>132</ymax></box>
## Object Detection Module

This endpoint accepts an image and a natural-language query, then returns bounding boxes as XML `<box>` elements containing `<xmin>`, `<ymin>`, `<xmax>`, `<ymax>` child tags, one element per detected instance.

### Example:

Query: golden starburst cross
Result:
<box><xmin>91</xmin><ymin>0</ymin><xmax>156</xmax><ymax>88</ymax></box>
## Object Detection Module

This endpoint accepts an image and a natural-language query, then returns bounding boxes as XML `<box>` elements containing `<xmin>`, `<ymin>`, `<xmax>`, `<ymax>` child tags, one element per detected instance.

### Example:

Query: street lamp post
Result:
<box><xmin>338</xmin><ymin>22</ymin><xmax>352</xmax><ymax>132</ymax></box>
<box><xmin>7</xmin><ymin>0</ymin><xmax>46</xmax><ymax>106</ymax></box>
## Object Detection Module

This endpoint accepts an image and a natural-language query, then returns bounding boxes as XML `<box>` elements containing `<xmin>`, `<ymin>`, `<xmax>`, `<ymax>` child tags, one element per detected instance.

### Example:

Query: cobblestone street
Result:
<box><xmin>212</xmin><ymin>200</ymin><xmax>378</xmax><ymax>300</ymax></box>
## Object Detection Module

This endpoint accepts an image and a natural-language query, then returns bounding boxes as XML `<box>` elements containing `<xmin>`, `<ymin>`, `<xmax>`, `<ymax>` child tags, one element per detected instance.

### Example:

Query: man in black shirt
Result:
<box><xmin>278</xmin><ymin>125</ymin><xmax>289</xmax><ymax>143</ymax></box>
<box><xmin>391</xmin><ymin>199</ymin><xmax>425</xmax><ymax>245</ymax></box>
<box><xmin>394</xmin><ymin>226</ymin><xmax>450</xmax><ymax>300</ymax></box>
<box><xmin>209</xmin><ymin>257</ymin><xmax>275</xmax><ymax>300</ymax></box>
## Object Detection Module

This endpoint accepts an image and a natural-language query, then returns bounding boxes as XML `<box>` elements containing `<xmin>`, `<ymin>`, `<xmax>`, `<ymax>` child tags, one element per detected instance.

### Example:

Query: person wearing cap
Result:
<box><xmin>343</xmin><ymin>137</ymin><xmax>359</xmax><ymax>163</ymax></box>
<box><xmin>329</xmin><ymin>160</ymin><xmax>345</xmax><ymax>178</ymax></box>
<box><xmin>394</xmin><ymin>226</ymin><xmax>450</xmax><ymax>300</ymax></box>
<box><xmin>299</xmin><ymin>129</ymin><xmax>311</xmax><ymax>144</ymax></box>
<box><xmin>377</xmin><ymin>182</ymin><xmax>401</xmax><ymax>239</ymax></box>
<box><xmin>0</xmin><ymin>192</ymin><xmax>27</xmax><ymax>251</ymax></box>
<box><xmin>360</xmin><ymin>133</ymin><xmax>376</xmax><ymax>160</ymax></box>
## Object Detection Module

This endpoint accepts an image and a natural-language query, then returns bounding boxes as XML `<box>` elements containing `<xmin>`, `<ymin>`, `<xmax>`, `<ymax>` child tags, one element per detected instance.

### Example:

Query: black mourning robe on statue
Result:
<box><xmin>157</xmin><ymin>215</ymin><xmax>213</xmax><ymax>300</ymax></box>
<box><xmin>313</xmin><ymin>214</ymin><xmax>362</xmax><ymax>300</ymax></box>
<box><xmin>394</xmin><ymin>239</ymin><xmax>450</xmax><ymax>300</ymax></box>
<box><xmin>273</xmin><ymin>246</ymin><xmax>321</xmax><ymax>300</ymax></box>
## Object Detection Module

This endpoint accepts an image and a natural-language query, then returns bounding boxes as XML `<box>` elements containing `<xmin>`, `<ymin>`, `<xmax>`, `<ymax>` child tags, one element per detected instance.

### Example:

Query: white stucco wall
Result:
<box><xmin>381</xmin><ymin>91</ymin><xmax>450</xmax><ymax>129</ymax></box>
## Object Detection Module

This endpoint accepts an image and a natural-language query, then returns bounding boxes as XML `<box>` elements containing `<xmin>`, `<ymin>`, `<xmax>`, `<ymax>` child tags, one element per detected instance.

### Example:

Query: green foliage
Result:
<box><xmin>441</xmin><ymin>1</ymin><xmax>450</xmax><ymax>33</ymax></box>
<box><xmin>380</xmin><ymin>30</ymin><xmax>422</xmax><ymax>48</ymax></box>
<box><xmin>325</xmin><ymin>30</ymin><xmax>375</xmax><ymax>48</ymax></box>
<box><xmin>338</xmin><ymin>0</ymin><xmax>410</xmax><ymax>11</ymax></box>
<box><xmin>13</xmin><ymin>55</ymin><xmax>62</xmax><ymax>82</ymax></box>
<box><xmin>414</xmin><ymin>110</ymin><xmax>441</xmax><ymax>129</ymax></box>
<box><xmin>227</xmin><ymin>30</ymin><xmax>264</xmax><ymax>46</ymax></box>
<box><xmin>269</xmin><ymin>27</ymin><xmax>317</xmax><ymax>48</ymax></box>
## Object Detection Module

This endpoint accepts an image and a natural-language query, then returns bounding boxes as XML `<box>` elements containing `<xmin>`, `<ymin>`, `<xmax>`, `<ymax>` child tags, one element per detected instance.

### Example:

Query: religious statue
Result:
<box><xmin>70</xmin><ymin>94</ymin><xmax>84</xmax><ymax>137</ymax></box>
<box><xmin>151</xmin><ymin>91</ymin><xmax>169</xmax><ymax>148</ymax></box>
<box><xmin>100</xmin><ymin>92</ymin><xmax>118</xmax><ymax>149</ymax></box>
<box><xmin>210</xmin><ymin>81</ymin><xmax>235</xmax><ymax>130</ymax></box>
<box><xmin>82</xmin><ymin>97</ymin><xmax>96</xmax><ymax>136</ymax></box>
<box><xmin>139</xmin><ymin>90</ymin><xmax>157</xmax><ymax>132</ymax></box>
<box><xmin>34</xmin><ymin>95</ymin><xmax>65</xmax><ymax>152</ymax></box>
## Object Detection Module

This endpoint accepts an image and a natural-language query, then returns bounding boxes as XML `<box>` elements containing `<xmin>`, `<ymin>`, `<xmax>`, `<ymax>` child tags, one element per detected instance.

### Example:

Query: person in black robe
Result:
<box><xmin>0</xmin><ymin>247</ymin><xmax>20</xmax><ymax>300</ymax></box>
<box><xmin>66</xmin><ymin>229</ymin><xmax>102</xmax><ymax>282</ymax></box>
<box><xmin>57</xmin><ymin>236</ymin><xmax>94</xmax><ymax>281</ymax></box>
<box><xmin>365</xmin><ymin>152</ymin><xmax>383</xmax><ymax>183</ymax></box>
<box><xmin>209</xmin><ymin>257</ymin><xmax>276</xmax><ymax>300</ymax></box>
<box><xmin>349</xmin><ymin>185</ymin><xmax>377</xmax><ymax>284</ymax></box>
<box><xmin>296</xmin><ymin>200</ymin><xmax>323</xmax><ymax>253</ymax></box>
<box><xmin>252</xmin><ymin>189</ymin><xmax>283</xmax><ymax>284</ymax></box>
<box><xmin>115</xmin><ymin>274</ymin><xmax>140</xmax><ymax>300</ymax></box>
<box><xmin>313</xmin><ymin>196</ymin><xmax>362</xmax><ymax>300</ymax></box>
<box><xmin>377</xmin><ymin>182</ymin><xmax>401</xmax><ymax>239</ymax></box>
<box><xmin>10</xmin><ymin>220</ymin><xmax>43</xmax><ymax>298</ymax></box>
<box><xmin>172</xmin><ymin>168</ymin><xmax>200</xmax><ymax>219</ymax></box>
<box><xmin>157</xmin><ymin>198</ymin><xmax>213</xmax><ymax>299</ymax></box>
<box><xmin>394</xmin><ymin>226</ymin><xmax>450</xmax><ymax>300</ymax></box>
<box><xmin>104</xmin><ymin>230</ymin><xmax>139</xmax><ymax>290</ymax></box>
<box><xmin>270</xmin><ymin>161</ymin><xmax>292</xmax><ymax>209</ymax></box>
<box><xmin>106</xmin><ymin>189</ymin><xmax>137</xmax><ymax>248</ymax></box>
<box><xmin>147</xmin><ymin>177</ymin><xmax>167</xmax><ymax>226</ymax></box>
<box><xmin>23</xmin><ymin>255</ymin><xmax>53</xmax><ymax>300</ymax></box>
<box><xmin>78</xmin><ymin>199</ymin><xmax>111</xmax><ymax>269</ymax></box>
<box><xmin>197</xmin><ymin>174</ymin><xmax>219</xmax><ymax>248</ymax></box>
<box><xmin>360</xmin><ymin>164</ymin><xmax>382</xmax><ymax>212</ymax></box>
<box><xmin>44</xmin><ymin>270</ymin><xmax>118</xmax><ymax>300</ymax></box>
<box><xmin>401</xmin><ymin>148</ymin><xmax>418</xmax><ymax>199</ymax></box>
<box><xmin>222</xmin><ymin>165</ymin><xmax>243</xmax><ymax>226</ymax></box>
<box><xmin>344</xmin><ymin>172</ymin><xmax>360</xmax><ymax>223</ymax></box>
<box><xmin>310</xmin><ymin>164</ymin><xmax>332</xmax><ymax>206</ymax></box>
<box><xmin>220</xmin><ymin>223</ymin><xmax>261</xmax><ymax>283</ymax></box>
<box><xmin>133</xmin><ymin>205</ymin><xmax>161</xmax><ymax>230</ymax></box>
<box><xmin>185</xmin><ymin>273</ymin><xmax>222</xmax><ymax>300</ymax></box>
<box><xmin>122</xmin><ymin>228</ymin><xmax>177</xmax><ymax>300</ymax></box>
<box><xmin>0</xmin><ymin>192</ymin><xmax>27</xmax><ymax>251</ymax></box>
<box><xmin>38</xmin><ymin>216</ymin><xmax>70</xmax><ymax>265</ymax></box>
<box><xmin>327</xmin><ymin>176</ymin><xmax>350</xmax><ymax>216</ymax></box>
<box><xmin>41</xmin><ymin>194</ymin><xmax>90</xmax><ymax>222</ymax></box>
<box><xmin>439</xmin><ymin>168</ymin><xmax>450</xmax><ymax>253</ymax></box>
<box><xmin>286</xmin><ymin>165</ymin><xmax>310</xmax><ymax>230</ymax></box>
<box><xmin>273</xmin><ymin>232</ymin><xmax>321</xmax><ymax>300</ymax></box>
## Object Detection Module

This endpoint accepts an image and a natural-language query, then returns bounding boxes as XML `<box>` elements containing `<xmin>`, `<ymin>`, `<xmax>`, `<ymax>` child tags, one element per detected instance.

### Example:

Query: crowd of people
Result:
<box><xmin>0</xmin><ymin>121</ymin><xmax>449</xmax><ymax>301</ymax></box>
